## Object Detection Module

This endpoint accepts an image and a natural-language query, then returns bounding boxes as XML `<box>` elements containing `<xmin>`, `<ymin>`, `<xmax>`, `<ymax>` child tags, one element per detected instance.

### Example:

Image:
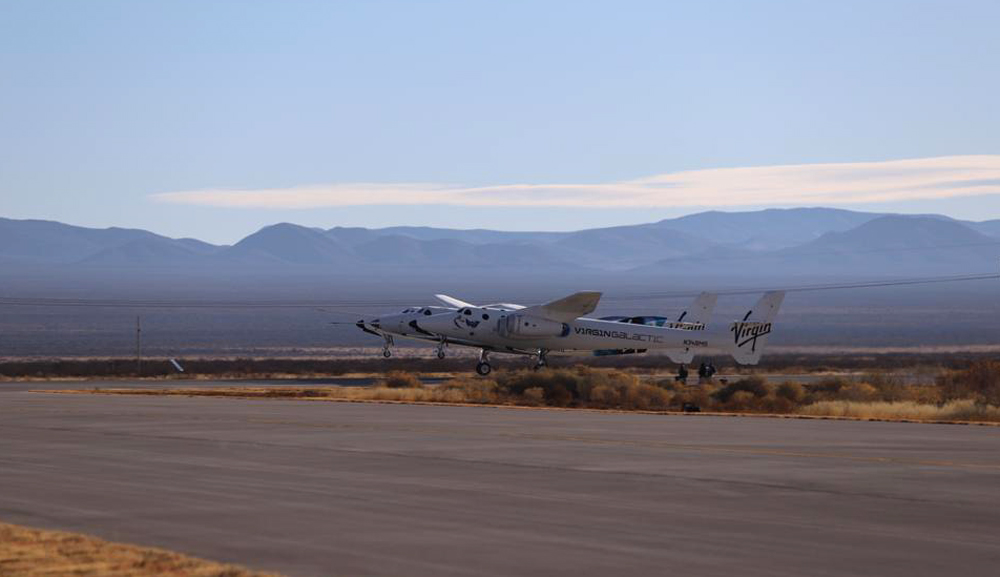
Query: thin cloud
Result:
<box><xmin>150</xmin><ymin>155</ymin><xmax>1000</xmax><ymax>209</ymax></box>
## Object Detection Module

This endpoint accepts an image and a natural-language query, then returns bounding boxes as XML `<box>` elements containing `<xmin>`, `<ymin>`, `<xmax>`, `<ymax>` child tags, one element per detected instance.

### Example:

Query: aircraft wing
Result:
<box><xmin>434</xmin><ymin>294</ymin><xmax>475</xmax><ymax>308</ymax></box>
<box><xmin>521</xmin><ymin>291</ymin><xmax>602</xmax><ymax>322</ymax></box>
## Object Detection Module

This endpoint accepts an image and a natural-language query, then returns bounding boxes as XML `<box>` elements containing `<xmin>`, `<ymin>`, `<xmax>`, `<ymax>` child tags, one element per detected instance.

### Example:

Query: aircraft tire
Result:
<box><xmin>382</xmin><ymin>349</ymin><xmax>392</xmax><ymax>358</ymax></box>
<box><xmin>437</xmin><ymin>350</ymin><xmax>446</xmax><ymax>360</ymax></box>
<box><xmin>475</xmin><ymin>362</ymin><xmax>492</xmax><ymax>376</ymax></box>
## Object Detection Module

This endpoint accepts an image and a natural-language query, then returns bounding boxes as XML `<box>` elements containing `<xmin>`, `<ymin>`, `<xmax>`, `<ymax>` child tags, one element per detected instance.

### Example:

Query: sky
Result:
<box><xmin>2</xmin><ymin>0</ymin><xmax>999</xmax><ymax>244</ymax></box>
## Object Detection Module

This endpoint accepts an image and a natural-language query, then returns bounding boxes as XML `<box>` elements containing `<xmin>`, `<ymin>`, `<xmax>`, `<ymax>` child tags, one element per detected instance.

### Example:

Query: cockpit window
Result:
<box><xmin>463</xmin><ymin>309</ymin><xmax>472</xmax><ymax>316</ymax></box>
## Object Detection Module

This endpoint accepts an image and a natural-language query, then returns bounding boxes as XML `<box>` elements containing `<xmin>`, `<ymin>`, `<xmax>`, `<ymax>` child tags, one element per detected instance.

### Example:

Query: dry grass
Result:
<box><xmin>797</xmin><ymin>399</ymin><xmax>1000</xmax><ymax>422</ymax></box>
<box><xmin>6</xmin><ymin>351</ymin><xmax>1000</xmax><ymax>380</ymax></box>
<box><xmin>49</xmin><ymin>362</ymin><xmax>1000</xmax><ymax>425</ymax></box>
<box><xmin>0</xmin><ymin>521</ymin><xmax>276</xmax><ymax>577</ymax></box>
<box><xmin>68</xmin><ymin>383</ymin><xmax>496</xmax><ymax>405</ymax></box>
<box><xmin>378</xmin><ymin>371</ymin><xmax>423</xmax><ymax>388</ymax></box>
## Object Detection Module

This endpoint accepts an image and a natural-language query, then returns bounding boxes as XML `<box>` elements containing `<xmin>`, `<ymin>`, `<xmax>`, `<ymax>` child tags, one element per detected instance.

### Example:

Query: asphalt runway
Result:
<box><xmin>2</xmin><ymin>385</ymin><xmax>999</xmax><ymax>576</ymax></box>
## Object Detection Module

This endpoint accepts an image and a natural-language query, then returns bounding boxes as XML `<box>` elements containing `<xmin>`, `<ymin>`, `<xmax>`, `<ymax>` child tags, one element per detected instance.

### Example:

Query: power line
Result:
<box><xmin>602</xmin><ymin>272</ymin><xmax>1000</xmax><ymax>301</ymax></box>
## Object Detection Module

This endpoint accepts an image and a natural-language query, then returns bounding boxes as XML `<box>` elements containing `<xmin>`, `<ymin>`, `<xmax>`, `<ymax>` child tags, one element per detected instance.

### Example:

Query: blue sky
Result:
<box><xmin>2</xmin><ymin>0</ymin><xmax>999</xmax><ymax>243</ymax></box>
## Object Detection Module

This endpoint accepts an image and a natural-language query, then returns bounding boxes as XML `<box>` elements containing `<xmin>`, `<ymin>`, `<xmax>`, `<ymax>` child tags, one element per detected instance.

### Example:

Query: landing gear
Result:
<box><xmin>675</xmin><ymin>364</ymin><xmax>688</xmax><ymax>382</ymax></box>
<box><xmin>475</xmin><ymin>349</ymin><xmax>492</xmax><ymax>376</ymax></box>
<box><xmin>381</xmin><ymin>334</ymin><xmax>394</xmax><ymax>359</ymax></box>
<box><xmin>383</xmin><ymin>349</ymin><xmax>392</xmax><ymax>358</ymax></box>
<box><xmin>532</xmin><ymin>349</ymin><xmax>549</xmax><ymax>371</ymax></box>
<box><xmin>436</xmin><ymin>339</ymin><xmax>446</xmax><ymax>360</ymax></box>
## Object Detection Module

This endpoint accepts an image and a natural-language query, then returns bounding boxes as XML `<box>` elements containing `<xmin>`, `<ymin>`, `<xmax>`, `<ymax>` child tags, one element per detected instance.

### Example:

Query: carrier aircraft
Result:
<box><xmin>353</xmin><ymin>291</ymin><xmax>783</xmax><ymax>375</ymax></box>
<box><xmin>356</xmin><ymin>292</ymin><xmax>715</xmax><ymax>364</ymax></box>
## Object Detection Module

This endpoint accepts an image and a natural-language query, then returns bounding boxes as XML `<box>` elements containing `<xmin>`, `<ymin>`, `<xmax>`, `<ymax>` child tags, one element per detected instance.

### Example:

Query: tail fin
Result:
<box><xmin>729</xmin><ymin>291</ymin><xmax>785</xmax><ymax>365</ymax></box>
<box><xmin>677</xmin><ymin>292</ymin><xmax>717</xmax><ymax>325</ymax></box>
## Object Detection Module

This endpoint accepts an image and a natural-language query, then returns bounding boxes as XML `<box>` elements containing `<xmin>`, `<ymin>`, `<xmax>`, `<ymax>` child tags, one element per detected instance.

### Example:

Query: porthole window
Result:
<box><xmin>482</xmin><ymin>314</ymin><xmax>490</xmax><ymax>320</ymax></box>
<box><xmin>424</xmin><ymin>309</ymin><xmax>432</xmax><ymax>315</ymax></box>
<box><xmin>464</xmin><ymin>309</ymin><xmax>472</xmax><ymax>316</ymax></box>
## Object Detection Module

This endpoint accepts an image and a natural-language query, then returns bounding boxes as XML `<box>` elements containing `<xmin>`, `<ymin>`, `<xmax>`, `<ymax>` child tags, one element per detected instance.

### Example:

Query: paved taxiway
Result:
<box><xmin>1</xmin><ymin>384</ymin><xmax>998</xmax><ymax>576</ymax></box>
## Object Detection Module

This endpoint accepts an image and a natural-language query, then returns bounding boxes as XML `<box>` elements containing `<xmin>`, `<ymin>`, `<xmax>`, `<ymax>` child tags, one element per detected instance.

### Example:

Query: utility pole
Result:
<box><xmin>135</xmin><ymin>315</ymin><xmax>142</xmax><ymax>376</ymax></box>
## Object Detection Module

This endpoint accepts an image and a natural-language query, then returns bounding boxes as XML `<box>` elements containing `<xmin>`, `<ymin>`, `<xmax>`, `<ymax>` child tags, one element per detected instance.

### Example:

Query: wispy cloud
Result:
<box><xmin>150</xmin><ymin>155</ymin><xmax>1000</xmax><ymax>209</ymax></box>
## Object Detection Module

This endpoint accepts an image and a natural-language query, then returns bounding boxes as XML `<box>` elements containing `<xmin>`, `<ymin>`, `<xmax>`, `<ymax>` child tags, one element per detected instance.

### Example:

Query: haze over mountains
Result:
<box><xmin>3</xmin><ymin>207</ymin><xmax>999</xmax><ymax>355</ymax></box>
<box><xmin>2</xmin><ymin>208</ymin><xmax>998</xmax><ymax>279</ymax></box>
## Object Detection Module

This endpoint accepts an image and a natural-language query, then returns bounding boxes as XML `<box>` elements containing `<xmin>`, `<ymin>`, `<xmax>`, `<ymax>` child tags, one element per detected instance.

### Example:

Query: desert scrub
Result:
<box><xmin>440</xmin><ymin>376</ymin><xmax>501</xmax><ymax>404</ymax></box>
<box><xmin>496</xmin><ymin>367</ymin><xmax>641</xmax><ymax>407</ymax></box>
<box><xmin>937</xmin><ymin>360</ymin><xmax>1000</xmax><ymax>406</ymax></box>
<box><xmin>520</xmin><ymin>387</ymin><xmax>545</xmax><ymax>406</ymax></box>
<box><xmin>0</xmin><ymin>521</ymin><xmax>275</xmax><ymax>577</ymax></box>
<box><xmin>775</xmin><ymin>381</ymin><xmax>806</xmax><ymax>403</ymax></box>
<box><xmin>798</xmin><ymin>399</ymin><xmax>1000</xmax><ymax>422</ymax></box>
<box><xmin>379</xmin><ymin>371</ymin><xmax>423</xmax><ymax>388</ymax></box>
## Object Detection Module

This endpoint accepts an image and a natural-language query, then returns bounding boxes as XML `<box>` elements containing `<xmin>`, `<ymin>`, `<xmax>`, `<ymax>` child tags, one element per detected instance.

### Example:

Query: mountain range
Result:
<box><xmin>1</xmin><ymin>208</ymin><xmax>999</xmax><ymax>279</ymax></box>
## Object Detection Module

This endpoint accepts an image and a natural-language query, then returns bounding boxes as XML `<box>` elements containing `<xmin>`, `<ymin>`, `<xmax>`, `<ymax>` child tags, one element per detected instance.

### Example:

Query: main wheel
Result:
<box><xmin>382</xmin><ymin>349</ymin><xmax>392</xmax><ymax>358</ymax></box>
<box><xmin>475</xmin><ymin>362</ymin><xmax>492</xmax><ymax>376</ymax></box>
<box><xmin>437</xmin><ymin>349</ymin><xmax>446</xmax><ymax>360</ymax></box>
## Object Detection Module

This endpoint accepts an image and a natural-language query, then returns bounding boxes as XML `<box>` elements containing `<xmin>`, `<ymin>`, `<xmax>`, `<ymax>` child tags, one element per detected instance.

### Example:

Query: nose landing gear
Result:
<box><xmin>475</xmin><ymin>349</ymin><xmax>492</xmax><ymax>376</ymax></box>
<box><xmin>436</xmin><ymin>338</ymin><xmax>447</xmax><ymax>360</ymax></box>
<box><xmin>381</xmin><ymin>334</ymin><xmax>394</xmax><ymax>358</ymax></box>
<box><xmin>532</xmin><ymin>349</ymin><xmax>549</xmax><ymax>371</ymax></box>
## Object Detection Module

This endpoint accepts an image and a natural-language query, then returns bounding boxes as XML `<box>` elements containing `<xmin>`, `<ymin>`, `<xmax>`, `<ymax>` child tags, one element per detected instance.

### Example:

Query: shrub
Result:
<box><xmin>726</xmin><ymin>391</ymin><xmax>757</xmax><ymax>411</ymax></box>
<box><xmin>589</xmin><ymin>384</ymin><xmax>620</xmax><ymax>407</ymax></box>
<box><xmin>937</xmin><ymin>360</ymin><xmax>1000</xmax><ymax>405</ymax></box>
<box><xmin>380</xmin><ymin>371</ymin><xmax>423</xmax><ymax>388</ymax></box>
<box><xmin>520</xmin><ymin>387</ymin><xmax>545</xmax><ymax>406</ymax></box>
<box><xmin>546</xmin><ymin>384</ymin><xmax>574</xmax><ymax>407</ymax></box>
<box><xmin>496</xmin><ymin>367</ymin><xmax>640</xmax><ymax>406</ymax></box>
<box><xmin>442</xmin><ymin>377</ymin><xmax>500</xmax><ymax>404</ymax></box>
<box><xmin>863</xmin><ymin>372</ymin><xmax>907</xmax><ymax>402</ymax></box>
<box><xmin>621</xmin><ymin>383</ymin><xmax>672</xmax><ymax>411</ymax></box>
<box><xmin>840</xmin><ymin>382</ymin><xmax>878</xmax><ymax>402</ymax></box>
<box><xmin>712</xmin><ymin>376</ymin><xmax>769</xmax><ymax>404</ymax></box>
<box><xmin>671</xmin><ymin>386</ymin><xmax>714</xmax><ymax>412</ymax></box>
<box><xmin>498</xmin><ymin>368</ymin><xmax>581</xmax><ymax>398</ymax></box>
<box><xmin>810</xmin><ymin>376</ymin><xmax>850</xmax><ymax>399</ymax></box>
<box><xmin>653</xmin><ymin>378</ymin><xmax>686</xmax><ymax>392</ymax></box>
<box><xmin>775</xmin><ymin>381</ymin><xmax>806</xmax><ymax>403</ymax></box>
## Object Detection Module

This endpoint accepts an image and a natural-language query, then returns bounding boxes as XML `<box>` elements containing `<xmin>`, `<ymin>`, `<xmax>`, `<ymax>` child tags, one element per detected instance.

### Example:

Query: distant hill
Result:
<box><xmin>225</xmin><ymin>223</ymin><xmax>355</xmax><ymax>265</ymax></box>
<box><xmin>650</xmin><ymin>215</ymin><xmax>1000</xmax><ymax>277</ymax></box>
<box><xmin>651</xmin><ymin>207</ymin><xmax>880</xmax><ymax>250</ymax></box>
<box><xmin>0</xmin><ymin>217</ymin><xmax>166</xmax><ymax>264</ymax></box>
<box><xmin>969</xmin><ymin>219</ymin><xmax>1000</xmax><ymax>237</ymax></box>
<box><xmin>2</xmin><ymin>209</ymin><xmax>998</xmax><ymax>279</ymax></box>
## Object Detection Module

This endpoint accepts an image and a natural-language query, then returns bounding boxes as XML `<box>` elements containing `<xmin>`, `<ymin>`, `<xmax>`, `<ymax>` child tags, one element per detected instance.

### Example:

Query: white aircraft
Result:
<box><xmin>353</xmin><ymin>291</ymin><xmax>784</xmax><ymax>376</ymax></box>
<box><xmin>410</xmin><ymin>290</ymin><xmax>783</xmax><ymax>375</ymax></box>
<box><xmin>354</xmin><ymin>293</ymin><xmax>716</xmax><ymax>362</ymax></box>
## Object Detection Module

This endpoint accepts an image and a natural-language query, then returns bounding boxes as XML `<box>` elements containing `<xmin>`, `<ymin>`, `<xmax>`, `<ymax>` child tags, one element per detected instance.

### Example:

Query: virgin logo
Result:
<box><xmin>730</xmin><ymin>321</ymin><xmax>772</xmax><ymax>352</ymax></box>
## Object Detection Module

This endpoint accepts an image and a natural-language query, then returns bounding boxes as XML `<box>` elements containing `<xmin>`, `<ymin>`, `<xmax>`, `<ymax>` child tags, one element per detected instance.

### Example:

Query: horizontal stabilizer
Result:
<box><xmin>522</xmin><ymin>291</ymin><xmax>602</xmax><ymax>322</ymax></box>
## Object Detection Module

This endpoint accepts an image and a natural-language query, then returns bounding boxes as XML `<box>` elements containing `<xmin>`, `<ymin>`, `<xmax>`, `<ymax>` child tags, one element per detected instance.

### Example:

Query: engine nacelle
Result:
<box><xmin>498</xmin><ymin>314</ymin><xmax>570</xmax><ymax>339</ymax></box>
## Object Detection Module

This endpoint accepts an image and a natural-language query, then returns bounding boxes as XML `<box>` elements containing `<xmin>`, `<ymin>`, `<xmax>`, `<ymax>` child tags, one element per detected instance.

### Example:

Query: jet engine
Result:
<box><xmin>498</xmin><ymin>314</ymin><xmax>570</xmax><ymax>338</ymax></box>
